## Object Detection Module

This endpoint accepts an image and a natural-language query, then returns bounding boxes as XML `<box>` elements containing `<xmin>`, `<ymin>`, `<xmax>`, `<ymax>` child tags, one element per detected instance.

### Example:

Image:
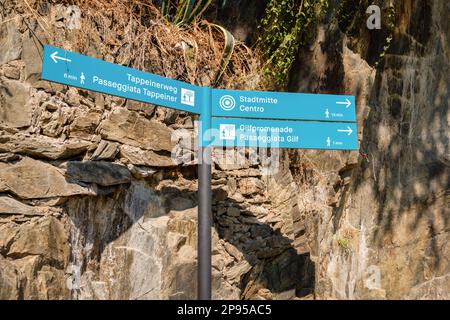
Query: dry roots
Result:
<box><xmin>12</xmin><ymin>0</ymin><xmax>263</xmax><ymax>90</ymax></box>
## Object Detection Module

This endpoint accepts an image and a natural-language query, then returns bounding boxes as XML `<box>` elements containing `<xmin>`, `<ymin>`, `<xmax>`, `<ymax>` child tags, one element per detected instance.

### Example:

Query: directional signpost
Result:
<box><xmin>41</xmin><ymin>45</ymin><xmax>358</xmax><ymax>301</ymax></box>
<box><xmin>211</xmin><ymin>88</ymin><xmax>357</xmax><ymax>150</ymax></box>
<box><xmin>212</xmin><ymin>88</ymin><xmax>355</xmax><ymax>122</ymax></box>
<box><xmin>211</xmin><ymin>118</ymin><xmax>358</xmax><ymax>150</ymax></box>
<box><xmin>42</xmin><ymin>45</ymin><xmax>201</xmax><ymax>114</ymax></box>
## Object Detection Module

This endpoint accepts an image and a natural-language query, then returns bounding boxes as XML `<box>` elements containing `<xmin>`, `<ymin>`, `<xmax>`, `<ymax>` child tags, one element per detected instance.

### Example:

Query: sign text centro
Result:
<box><xmin>42</xmin><ymin>45</ymin><xmax>200</xmax><ymax>113</ymax></box>
<box><xmin>212</xmin><ymin>88</ymin><xmax>356</xmax><ymax>122</ymax></box>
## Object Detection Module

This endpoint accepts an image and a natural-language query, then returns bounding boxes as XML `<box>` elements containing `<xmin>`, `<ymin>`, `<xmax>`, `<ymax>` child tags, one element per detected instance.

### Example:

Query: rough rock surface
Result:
<box><xmin>66</xmin><ymin>161</ymin><xmax>131</xmax><ymax>186</ymax></box>
<box><xmin>0</xmin><ymin>79</ymin><xmax>31</xmax><ymax>128</ymax></box>
<box><xmin>0</xmin><ymin>0</ymin><xmax>447</xmax><ymax>300</ymax></box>
<box><xmin>0</xmin><ymin>157</ymin><xmax>95</xmax><ymax>199</ymax></box>
<box><xmin>290</xmin><ymin>0</ymin><xmax>449</xmax><ymax>300</ymax></box>
<box><xmin>100</xmin><ymin>108</ymin><xmax>175</xmax><ymax>152</ymax></box>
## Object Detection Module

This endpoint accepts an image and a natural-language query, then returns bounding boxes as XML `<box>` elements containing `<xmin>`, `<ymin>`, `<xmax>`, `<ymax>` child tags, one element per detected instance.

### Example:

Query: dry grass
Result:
<box><xmin>15</xmin><ymin>0</ymin><xmax>263</xmax><ymax>90</ymax></box>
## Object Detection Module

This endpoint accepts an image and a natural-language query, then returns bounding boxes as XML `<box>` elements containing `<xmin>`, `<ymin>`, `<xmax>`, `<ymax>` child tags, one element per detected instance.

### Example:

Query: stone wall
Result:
<box><xmin>289</xmin><ymin>0</ymin><xmax>449</xmax><ymax>299</ymax></box>
<box><xmin>0</xmin><ymin>0</ymin><xmax>315</xmax><ymax>300</ymax></box>
<box><xmin>0</xmin><ymin>0</ymin><xmax>448</xmax><ymax>300</ymax></box>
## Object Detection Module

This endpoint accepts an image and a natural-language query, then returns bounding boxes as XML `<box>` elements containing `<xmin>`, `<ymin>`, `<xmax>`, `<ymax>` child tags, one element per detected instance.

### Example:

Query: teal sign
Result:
<box><xmin>42</xmin><ymin>45</ymin><xmax>359</xmax><ymax>151</ymax></box>
<box><xmin>212</xmin><ymin>88</ymin><xmax>356</xmax><ymax>122</ymax></box>
<box><xmin>42</xmin><ymin>45</ymin><xmax>201</xmax><ymax>114</ymax></box>
<box><xmin>211</xmin><ymin>118</ymin><xmax>358</xmax><ymax>150</ymax></box>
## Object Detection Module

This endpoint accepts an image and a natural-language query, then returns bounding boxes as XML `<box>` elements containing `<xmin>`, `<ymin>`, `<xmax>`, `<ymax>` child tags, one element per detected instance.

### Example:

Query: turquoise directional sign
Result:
<box><xmin>212</xmin><ymin>88</ymin><xmax>355</xmax><ymax>122</ymax></box>
<box><xmin>41</xmin><ymin>45</ymin><xmax>359</xmax><ymax>151</ymax></box>
<box><xmin>42</xmin><ymin>45</ymin><xmax>201</xmax><ymax>114</ymax></box>
<box><xmin>211</xmin><ymin>117</ymin><xmax>358</xmax><ymax>150</ymax></box>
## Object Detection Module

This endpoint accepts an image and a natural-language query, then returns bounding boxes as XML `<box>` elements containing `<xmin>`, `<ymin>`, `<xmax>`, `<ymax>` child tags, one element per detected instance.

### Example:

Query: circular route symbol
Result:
<box><xmin>219</xmin><ymin>95</ymin><xmax>236</xmax><ymax>111</ymax></box>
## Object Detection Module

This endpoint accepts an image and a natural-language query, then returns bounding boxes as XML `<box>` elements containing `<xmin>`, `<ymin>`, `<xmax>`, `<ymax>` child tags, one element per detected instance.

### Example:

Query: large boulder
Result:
<box><xmin>91</xmin><ymin>140</ymin><xmax>119</xmax><ymax>161</ymax></box>
<box><xmin>0</xmin><ymin>256</ymin><xmax>24</xmax><ymax>300</ymax></box>
<box><xmin>120</xmin><ymin>145</ymin><xmax>176</xmax><ymax>167</ymax></box>
<box><xmin>0</xmin><ymin>79</ymin><xmax>31</xmax><ymax>128</ymax></box>
<box><xmin>21</xmin><ymin>29</ymin><xmax>44</xmax><ymax>82</ymax></box>
<box><xmin>99</xmin><ymin>108</ymin><xmax>175</xmax><ymax>152</ymax></box>
<box><xmin>0</xmin><ymin>18</ymin><xmax>22</xmax><ymax>65</ymax></box>
<box><xmin>0</xmin><ymin>157</ymin><xmax>94</xmax><ymax>199</ymax></box>
<box><xmin>69</xmin><ymin>109</ymin><xmax>102</xmax><ymax>139</ymax></box>
<box><xmin>13</xmin><ymin>255</ymin><xmax>72</xmax><ymax>300</ymax></box>
<box><xmin>239</xmin><ymin>177</ymin><xmax>265</xmax><ymax>196</ymax></box>
<box><xmin>66</xmin><ymin>161</ymin><xmax>131</xmax><ymax>186</ymax></box>
<box><xmin>0</xmin><ymin>196</ymin><xmax>45</xmax><ymax>216</ymax></box>
<box><xmin>0</xmin><ymin>133</ymin><xmax>90</xmax><ymax>160</ymax></box>
<box><xmin>213</xmin><ymin>148</ymin><xmax>250</xmax><ymax>171</ymax></box>
<box><xmin>7</xmin><ymin>216</ymin><xmax>69</xmax><ymax>268</ymax></box>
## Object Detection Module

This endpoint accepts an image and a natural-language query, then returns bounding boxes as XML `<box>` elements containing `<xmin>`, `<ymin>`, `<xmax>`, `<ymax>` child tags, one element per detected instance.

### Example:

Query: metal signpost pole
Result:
<box><xmin>198</xmin><ymin>87</ymin><xmax>212</xmax><ymax>300</ymax></box>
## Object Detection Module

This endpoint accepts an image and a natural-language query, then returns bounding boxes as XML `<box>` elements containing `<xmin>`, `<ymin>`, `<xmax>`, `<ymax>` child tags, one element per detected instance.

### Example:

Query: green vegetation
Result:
<box><xmin>337</xmin><ymin>238</ymin><xmax>352</xmax><ymax>252</ymax></box>
<box><xmin>160</xmin><ymin>0</ymin><xmax>212</xmax><ymax>26</ymax></box>
<box><xmin>210</xmin><ymin>23</ymin><xmax>235</xmax><ymax>85</ymax></box>
<box><xmin>335</xmin><ymin>0</ymin><xmax>397</xmax><ymax>68</ymax></box>
<box><xmin>158</xmin><ymin>1</ymin><xmax>240</xmax><ymax>87</ymax></box>
<box><xmin>335</xmin><ymin>0</ymin><xmax>363</xmax><ymax>34</ymax></box>
<box><xmin>375</xmin><ymin>1</ymin><xmax>395</xmax><ymax>67</ymax></box>
<box><xmin>257</xmin><ymin>0</ymin><xmax>330</xmax><ymax>90</ymax></box>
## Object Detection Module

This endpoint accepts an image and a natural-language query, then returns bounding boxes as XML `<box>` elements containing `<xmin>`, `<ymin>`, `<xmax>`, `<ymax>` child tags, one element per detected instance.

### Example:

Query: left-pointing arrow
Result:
<box><xmin>50</xmin><ymin>51</ymin><xmax>72</xmax><ymax>63</ymax></box>
<box><xmin>337</xmin><ymin>126</ymin><xmax>353</xmax><ymax>136</ymax></box>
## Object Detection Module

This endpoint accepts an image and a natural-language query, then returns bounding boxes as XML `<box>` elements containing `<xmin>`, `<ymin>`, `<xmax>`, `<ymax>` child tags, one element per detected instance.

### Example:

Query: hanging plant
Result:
<box><xmin>257</xmin><ymin>0</ymin><xmax>330</xmax><ymax>90</ymax></box>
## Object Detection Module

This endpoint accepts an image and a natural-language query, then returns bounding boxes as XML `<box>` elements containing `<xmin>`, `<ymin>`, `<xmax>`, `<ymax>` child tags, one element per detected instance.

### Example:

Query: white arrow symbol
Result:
<box><xmin>336</xmin><ymin>98</ymin><xmax>351</xmax><ymax>108</ymax></box>
<box><xmin>337</xmin><ymin>126</ymin><xmax>353</xmax><ymax>136</ymax></box>
<box><xmin>50</xmin><ymin>51</ymin><xmax>72</xmax><ymax>63</ymax></box>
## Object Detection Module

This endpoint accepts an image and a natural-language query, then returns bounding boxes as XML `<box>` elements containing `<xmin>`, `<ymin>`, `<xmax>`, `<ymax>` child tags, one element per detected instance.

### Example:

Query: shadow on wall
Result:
<box><xmin>352</xmin><ymin>0</ymin><xmax>449</xmax><ymax>269</ymax></box>
<box><xmin>209</xmin><ymin>186</ymin><xmax>315</xmax><ymax>299</ymax></box>
<box><xmin>65</xmin><ymin>162</ymin><xmax>315</xmax><ymax>300</ymax></box>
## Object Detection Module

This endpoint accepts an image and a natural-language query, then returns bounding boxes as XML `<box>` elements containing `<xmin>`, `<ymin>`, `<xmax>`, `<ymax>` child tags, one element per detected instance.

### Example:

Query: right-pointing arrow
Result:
<box><xmin>336</xmin><ymin>98</ymin><xmax>351</xmax><ymax>109</ymax></box>
<box><xmin>337</xmin><ymin>126</ymin><xmax>353</xmax><ymax>136</ymax></box>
